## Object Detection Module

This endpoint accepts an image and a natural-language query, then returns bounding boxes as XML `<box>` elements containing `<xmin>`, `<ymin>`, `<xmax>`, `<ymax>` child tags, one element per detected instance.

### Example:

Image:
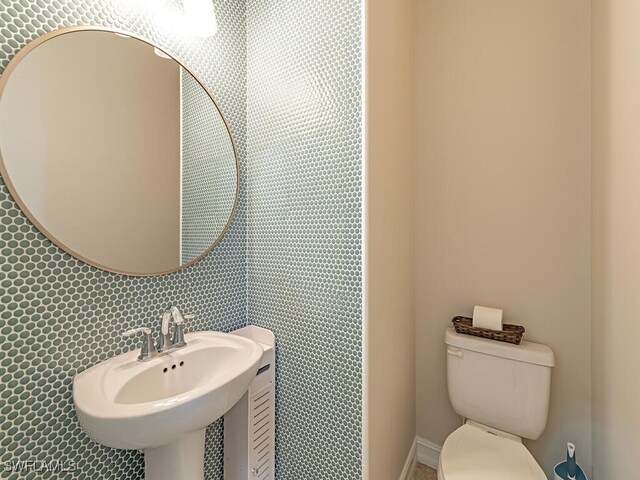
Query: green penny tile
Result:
<box><xmin>0</xmin><ymin>0</ymin><xmax>247</xmax><ymax>478</ymax></box>
<box><xmin>0</xmin><ymin>0</ymin><xmax>364</xmax><ymax>479</ymax></box>
<box><xmin>246</xmin><ymin>0</ymin><xmax>362</xmax><ymax>478</ymax></box>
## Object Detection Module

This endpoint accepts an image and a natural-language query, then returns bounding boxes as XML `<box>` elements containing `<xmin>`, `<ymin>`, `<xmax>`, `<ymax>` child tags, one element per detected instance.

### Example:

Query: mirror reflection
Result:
<box><xmin>0</xmin><ymin>29</ymin><xmax>238</xmax><ymax>275</ymax></box>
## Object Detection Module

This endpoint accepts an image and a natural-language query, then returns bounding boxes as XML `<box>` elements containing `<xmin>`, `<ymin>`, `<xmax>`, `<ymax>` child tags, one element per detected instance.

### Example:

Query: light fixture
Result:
<box><xmin>183</xmin><ymin>0</ymin><xmax>218</xmax><ymax>37</ymax></box>
<box><xmin>112</xmin><ymin>0</ymin><xmax>218</xmax><ymax>38</ymax></box>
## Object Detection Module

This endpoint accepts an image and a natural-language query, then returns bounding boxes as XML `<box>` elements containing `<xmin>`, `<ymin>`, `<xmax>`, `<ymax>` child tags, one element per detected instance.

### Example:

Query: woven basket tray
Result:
<box><xmin>452</xmin><ymin>316</ymin><xmax>525</xmax><ymax>345</ymax></box>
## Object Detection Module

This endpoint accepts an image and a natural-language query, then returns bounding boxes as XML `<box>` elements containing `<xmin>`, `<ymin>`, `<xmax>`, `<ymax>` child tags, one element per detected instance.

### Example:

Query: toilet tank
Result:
<box><xmin>445</xmin><ymin>328</ymin><xmax>555</xmax><ymax>440</ymax></box>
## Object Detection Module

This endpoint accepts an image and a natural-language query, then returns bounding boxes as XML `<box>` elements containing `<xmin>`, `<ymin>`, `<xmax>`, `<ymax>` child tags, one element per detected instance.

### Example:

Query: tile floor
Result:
<box><xmin>415</xmin><ymin>463</ymin><xmax>437</xmax><ymax>480</ymax></box>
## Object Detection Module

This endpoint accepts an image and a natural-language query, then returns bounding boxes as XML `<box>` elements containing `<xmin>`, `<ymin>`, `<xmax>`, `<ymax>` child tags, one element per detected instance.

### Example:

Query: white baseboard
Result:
<box><xmin>416</xmin><ymin>436</ymin><xmax>442</xmax><ymax>471</ymax></box>
<box><xmin>396</xmin><ymin>436</ymin><xmax>442</xmax><ymax>480</ymax></box>
<box><xmin>399</xmin><ymin>437</ymin><xmax>417</xmax><ymax>480</ymax></box>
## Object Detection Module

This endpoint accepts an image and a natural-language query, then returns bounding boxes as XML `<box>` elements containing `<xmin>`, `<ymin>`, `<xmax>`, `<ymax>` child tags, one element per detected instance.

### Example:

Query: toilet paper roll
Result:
<box><xmin>472</xmin><ymin>306</ymin><xmax>503</xmax><ymax>331</ymax></box>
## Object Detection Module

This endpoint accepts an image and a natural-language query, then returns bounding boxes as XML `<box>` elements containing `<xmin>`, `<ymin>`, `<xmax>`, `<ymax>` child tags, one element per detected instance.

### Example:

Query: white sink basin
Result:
<box><xmin>73</xmin><ymin>331</ymin><xmax>263</xmax><ymax>479</ymax></box>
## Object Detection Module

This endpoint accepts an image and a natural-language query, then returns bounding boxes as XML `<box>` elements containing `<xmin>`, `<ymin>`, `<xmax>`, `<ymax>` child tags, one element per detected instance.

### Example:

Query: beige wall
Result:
<box><xmin>415</xmin><ymin>1</ymin><xmax>591</xmax><ymax>476</ymax></box>
<box><xmin>592</xmin><ymin>1</ymin><xmax>640</xmax><ymax>478</ymax></box>
<box><xmin>367</xmin><ymin>0</ymin><xmax>416</xmax><ymax>477</ymax></box>
<box><xmin>0</xmin><ymin>31</ymin><xmax>180</xmax><ymax>273</ymax></box>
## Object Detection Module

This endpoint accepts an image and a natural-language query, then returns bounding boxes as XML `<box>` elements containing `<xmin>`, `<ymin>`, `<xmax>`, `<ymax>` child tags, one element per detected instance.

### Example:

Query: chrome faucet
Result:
<box><xmin>156</xmin><ymin>309</ymin><xmax>173</xmax><ymax>352</ymax></box>
<box><xmin>122</xmin><ymin>305</ymin><xmax>195</xmax><ymax>361</ymax></box>
<box><xmin>169</xmin><ymin>305</ymin><xmax>189</xmax><ymax>349</ymax></box>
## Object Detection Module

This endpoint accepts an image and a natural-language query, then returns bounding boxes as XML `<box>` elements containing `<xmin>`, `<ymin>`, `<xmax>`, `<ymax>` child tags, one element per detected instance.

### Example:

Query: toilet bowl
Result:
<box><xmin>441</xmin><ymin>328</ymin><xmax>555</xmax><ymax>480</ymax></box>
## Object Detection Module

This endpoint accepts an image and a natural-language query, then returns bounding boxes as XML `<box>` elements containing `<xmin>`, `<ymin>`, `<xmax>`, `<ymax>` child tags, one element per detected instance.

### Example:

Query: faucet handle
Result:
<box><xmin>175</xmin><ymin>313</ymin><xmax>195</xmax><ymax>325</ymax></box>
<box><xmin>122</xmin><ymin>327</ymin><xmax>154</xmax><ymax>361</ymax></box>
<box><xmin>122</xmin><ymin>326</ymin><xmax>152</xmax><ymax>337</ymax></box>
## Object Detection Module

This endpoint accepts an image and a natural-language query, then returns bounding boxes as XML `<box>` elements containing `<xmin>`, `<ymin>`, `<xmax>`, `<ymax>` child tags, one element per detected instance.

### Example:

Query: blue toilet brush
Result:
<box><xmin>554</xmin><ymin>443</ymin><xmax>588</xmax><ymax>480</ymax></box>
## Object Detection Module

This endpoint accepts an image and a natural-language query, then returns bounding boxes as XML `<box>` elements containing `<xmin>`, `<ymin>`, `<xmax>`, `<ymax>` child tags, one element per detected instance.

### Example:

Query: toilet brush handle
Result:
<box><xmin>567</xmin><ymin>443</ymin><xmax>576</xmax><ymax>479</ymax></box>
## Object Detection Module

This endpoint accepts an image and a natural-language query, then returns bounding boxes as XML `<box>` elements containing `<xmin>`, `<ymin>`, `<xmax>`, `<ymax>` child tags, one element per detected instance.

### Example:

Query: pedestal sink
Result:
<box><xmin>73</xmin><ymin>331</ymin><xmax>263</xmax><ymax>479</ymax></box>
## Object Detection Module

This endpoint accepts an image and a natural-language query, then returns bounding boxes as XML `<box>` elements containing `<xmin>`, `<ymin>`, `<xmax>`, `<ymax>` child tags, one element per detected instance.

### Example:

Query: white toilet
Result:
<box><xmin>438</xmin><ymin>328</ymin><xmax>555</xmax><ymax>480</ymax></box>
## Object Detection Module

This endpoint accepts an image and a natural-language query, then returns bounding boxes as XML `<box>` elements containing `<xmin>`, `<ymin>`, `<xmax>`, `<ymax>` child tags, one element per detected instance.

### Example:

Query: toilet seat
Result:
<box><xmin>438</xmin><ymin>424</ymin><xmax>547</xmax><ymax>480</ymax></box>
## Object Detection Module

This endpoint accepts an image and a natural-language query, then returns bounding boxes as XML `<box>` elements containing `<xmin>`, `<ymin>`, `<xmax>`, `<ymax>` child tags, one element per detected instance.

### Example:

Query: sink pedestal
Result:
<box><xmin>145</xmin><ymin>428</ymin><xmax>206</xmax><ymax>480</ymax></box>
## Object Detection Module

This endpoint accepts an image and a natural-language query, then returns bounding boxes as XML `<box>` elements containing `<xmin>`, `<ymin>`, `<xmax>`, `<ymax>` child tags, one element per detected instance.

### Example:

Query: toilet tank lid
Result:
<box><xmin>445</xmin><ymin>328</ymin><xmax>555</xmax><ymax>367</ymax></box>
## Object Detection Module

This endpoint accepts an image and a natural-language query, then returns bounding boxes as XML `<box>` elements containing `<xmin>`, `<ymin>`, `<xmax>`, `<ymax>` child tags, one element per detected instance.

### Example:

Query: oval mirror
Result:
<box><xmin>0</xmin><ymin>27</ymin><xmax>238</xmax><ymax>276</ymax></box>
